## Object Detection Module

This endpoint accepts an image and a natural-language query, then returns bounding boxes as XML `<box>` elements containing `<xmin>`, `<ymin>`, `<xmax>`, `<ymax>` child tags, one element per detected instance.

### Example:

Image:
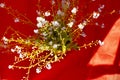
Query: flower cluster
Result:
<box><xmin>0</xmin><ymin>0</ymin><xmax>106</xmax><ymax>80</ymax></box>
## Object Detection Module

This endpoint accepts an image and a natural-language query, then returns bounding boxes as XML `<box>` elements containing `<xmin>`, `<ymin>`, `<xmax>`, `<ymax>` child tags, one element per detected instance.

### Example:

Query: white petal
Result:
<box><xmin>78</xmin><ymin>23</ymin><xmax>85</xmax><ymax>30</ymax></box>
<box><xmin>101</xmin><ymin>23</ymin><xmax>105</xmax><ymax>28</ymax></box>
<box><xmin>67</xmin><ymin>22</ymin><xmax>74</xmax><ymax>28</ymax></box>
<box><xmin>49</xmin><ymin>41</ymin><xmax>53</xmax><ymax>45</ymax></box>
<box><xmin>8</xmin><ymin>65</ymin><xmax>13</xmax><ymax>69</ymax></box>
<box><xmin>53</xmin><ymin>44</ymin><xmax>58</xmax><ymax>48</ymax></box>
<box><xmin>100</xmin><ymin>4</ymin><xmax>105</xmax><ymax>9</ymax></box>
<box><xmin>14</xmin><ymin>18</ymin><xmax>20</xmax><ymax>23</ymax></box>
<box><xmin>11</xmin><ymin>49</ymin><xmax>15</xmax><ymax>53</ymax></box>
<box><xmin>93</xmin><ymin>12</ymin><xmax>100</xmax><ymax>19</ymax></box>
<box><xmin>17</xmin><ymin>49</ymin><xmax>22</xmax><ymax>54</ymax></box>
<box><xmin>36</xmin><ymin>67</ymin><xmax>41</xmax><ymax>74</ymax></box>
<box><xmin>81</xmin><ymin>32</ymin><xmax>87</xmax><ymax>37</ymax></box>
<box><xmin>34</xmin><ymin>29</ymin><xmax>39</xmax><ymax>34</ymax></box>
<box><xmin>37</xmin><ymin>22</ymin><xmax>42</xmax><ymax>28</ymax></box>
<box><xmin>52</xmin><ymin>21</ymin><xmax>60</xmax><ymax>26</ymax></box>
<box><xmin>36</xmin><ymin>10</ymin><xmax>41</xmax><ymax>15</ymax></box>
<box><xmin>0</xmin><ymin>3</ymin><xmax>5</xmax><ymax>8</ymax></box>
<box><xmin>98</xmin><ymin>40</ymin><xmax>104</xmax><ymax>46</ymax></box>
<box><xmin>57</xmin><ymin>10</ymin><xmax>64</xmax><ymax>16</ymax></box>
<box><xmin>95</xmin><ymin>22</ymin><xmax>99</xmax><ymax>26</ymax></box>
<box><xmin>15</xmin><ymin>45</ymin><xmax>21</xmax><ymax>49</ymax></box>
<box><xmin>46</xmin><ymin>63</ymin><xmax>52</xmax><ymax>70</ymax></box>
<box><xmin>52</xmin><ymin>0</ymin><xmax>55</xmax><ymax>5</ymax></box>
<box><xmin>71</xmin><ymin>7</ymin><xmax>78</xmax><ymax>14</ymax></box>
<box><xmin>36</xmin><ymin>17</ymin><xmax>45</xmax><ymax>22</ymax></box>
<box><xmin>82</xmin><ymin>20</ymin><xmax>87</xmax><ymax>26</ymax></box>
<box><xmin>2</xmin><ymin>36</ymin><xmax>8</xmax><ymax>41</ymax></box>
<box><xmin>92</xmin><ymin>0</ymin><xmax>96</xmax><ymax>1</ymax></box>
<box><xmin>44</xmin><ymin>11</ymin><xmax>50</xmax><ymax>16</ymax></box>
<box><xmin>19</xmin><ymin>53</ymin><xmax>24</xmax><ymax>58</ymax></box>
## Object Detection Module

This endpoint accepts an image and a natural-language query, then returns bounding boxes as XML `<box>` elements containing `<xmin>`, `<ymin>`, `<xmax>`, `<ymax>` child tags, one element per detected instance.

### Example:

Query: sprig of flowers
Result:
<box><xmin>0</xmin><ymin>0</ymin><xmax>109</xmax><ymax>80</ymax></box>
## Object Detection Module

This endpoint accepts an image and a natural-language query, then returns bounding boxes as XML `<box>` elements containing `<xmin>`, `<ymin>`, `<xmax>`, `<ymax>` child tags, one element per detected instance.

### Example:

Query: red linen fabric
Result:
<box><xmin>0</xmin><ymin>0</ymin><xmax>120</xmax><ymax>80</ymax></box>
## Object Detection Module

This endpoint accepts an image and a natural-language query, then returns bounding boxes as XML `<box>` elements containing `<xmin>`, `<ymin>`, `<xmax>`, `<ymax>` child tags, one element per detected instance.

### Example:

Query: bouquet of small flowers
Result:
<box><xmin>0</xmin><ymin>0</ymin><xmax>105</xmax><ymax>80</ymax></box>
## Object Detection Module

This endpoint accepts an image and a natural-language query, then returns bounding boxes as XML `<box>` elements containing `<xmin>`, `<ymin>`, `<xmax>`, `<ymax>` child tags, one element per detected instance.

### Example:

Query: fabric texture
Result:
<box><xmin>0</xmin><ymin>0</ymin><xmax>120</xmax><ymax>80</ymax></box>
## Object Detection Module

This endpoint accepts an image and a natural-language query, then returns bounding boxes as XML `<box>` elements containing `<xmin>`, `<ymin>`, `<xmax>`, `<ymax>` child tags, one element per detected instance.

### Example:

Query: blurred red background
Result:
<box><xmin>0</xmin><ymin>0</ymin><xmax>120</xmax><ymax>80</ymax></box>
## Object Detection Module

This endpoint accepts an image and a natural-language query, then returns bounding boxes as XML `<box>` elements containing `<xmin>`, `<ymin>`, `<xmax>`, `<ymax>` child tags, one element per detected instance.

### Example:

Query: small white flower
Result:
<box><xmin>52</xmin><ymin>0</ymin><xmax>55</xmax><ymax>5</ymax></box>
<box><xmin>93</xmin><ymin>12</ymin><xmax>100</xmax><ymax>19</ymax></box>
<box><xmin>11</xmin><ymin>48</ymin><xmax>15</xmax><ymax>53</ymax></box>
<box><xmin>44</xmin><ymin>11</ymin><xmax>50</xmax><ymax>16</ymax></box>
<box><xmin>101</xmin><ymin>23</ymin><xmax>105</xmax><ymax>28</ymax></box>
<box><xmin>8</xmin><ymin>65</ymin><xmax>13</xmax><ymax>69</ymax></box>
<box><xmin>14</xmin><ymin>18</ymin><xmax>20</xmax><ymax>23</ymax></box>
<box><xmin>4</xmin><ymin>41</ymin><xmax>8</xmax><ymax>44</ymax></box>
<box><xmin>42</xmin><ymin>32</ymin><xmax>47</xmax><ymax>36</ymax></box>
<box><xmin>2</xmin><ymin>36</ymin><xmax>8</xmax><ymax>41</ymax></box>
<box><xmin>14</xmin><ymin>46</ymin><xmax>22</xmax><ymax>54</ymax></box>
<box><xmin>98</xmin><ymin>8</ymin><xmax>102</xmax><ymax>12</ymax></box>
<box><xmin>100</xmin><ymin>4</ymin><xmax>105</xmax><ymax>9</ymax></box>
<box><xmin>42</xmin><ymin>20</ymin><xmax>48</xmax><ymax>25</ymax></box>
<box><xmin>17</xmin><ymin>49</ymin><xmax>22</xmax><ymax>54</ymax></box>
<box><xmin>15</xmin><ymin>45</ymin><xmax>20</xmax><ymax>49</ymax></box>
<box><xmin>51</xmin><ymin>21</ymin><xmax>60</xmax><ymax>26</ymax></box>
<box><xmin>71</xmin><ymin>7</ymin><xmax>78</xmax><ymax>14</ymax></box>
<box><xmin>32</xmin><ymin>46</ymin><xmax>36</xmax><ymax>50</ymax></box>
<box><xmin>53</xmin><ymin>44</ymin><xmax>58</xmax><ymax>48</ymax></box>
<box><xmin>37</xmin><ymin>22</ymin><xmax>42</xmax><ymax>28</ymax></box>
<box><xmin>46</xmin><ymin>63</ymin><xmax>52</xmax><ymax>70</ymax></box>
<box><xmin>2</xmin><ymin>36</ymin><xmax>8</xmax><ymax>44</ymax></box>
<box><xmin>82</xmin><ymin>20</ymin><xmax>87</xmax><ymax>26</ymax></box>
<box><xmin>36</xmin><ymin>17</ymin><xmax>47</xmax><ymax>27</ymax></box>
<box><xmin>67</xmin><ymin>22</ymin><xmax>74</xmax><ymax>28</ymax></box>
<box><xmin>19</xmin><ymin>53</ymin><xmax>24</xmax><ymax>58</ymax></box>
<box><xmin>36</xmin><ymin>67</ymin><xmax>41</xmax><ymax>74</ymax></box>
<box><xmin>34</xmin><ymin>29</ymin><xmax>39</xmax><ymax>34</ymax></box>
<box><xmin>92</xmin><ymin>0</ymin><xmax>96</xmax><ymax>1</ymax></box>
<box><xmin>61</xmin><ymin>27</ymin><xmax>66</xmax><ymax>30</ymax></box>
<box><xmin>36</xmin><ymin>17</ymin><xmax>45</xmax><ymax>22</ymax></box>
<box><xmin>81</xmin><ymin>32</ymin><xmax>87</xmax><ymax>37</ymax></box>
<box><xmin>57</xmin><ymin>10</ymin><xmax>64</xmax><ymax>16</ymax></box>
<box><xmin>50</xmin><ymin>53</ymin><xmax>54</xmax><ymax>56</ymax></box>
<box><xmin>97</xmin><ymin>5</ymin><xmax>104</xmax><ymax>12</ymax></box>
<box><xmin>78</xmin><ymin>23</ymin><xmax>85</xmax><ymax>30</ymax></box>
<box><xmin>49</xmin><ymin>41</ymin><xmax>53</xmax><ymax>45</ymax></box>
<box><xmin>98</xmin><ymin>40</ymin><xmax>104</xmax><ymax>46</ymax></box>
<box><xmin>36</xmin><ymin>10</ymin><xmax>41</xmax><ymax>15</ymax></box>
<box><xmin>0</xmin><ymin>3</ymin><xmax>5</xmax><ymax>8</ymax></box>
<box><xmin>95</xmin><ymin>22</ymin><xmax>99</xmax><ymax>26</ymax></box>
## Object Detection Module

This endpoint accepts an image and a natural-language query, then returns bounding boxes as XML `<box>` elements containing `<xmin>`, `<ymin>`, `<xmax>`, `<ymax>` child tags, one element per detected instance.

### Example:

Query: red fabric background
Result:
<box><xmin>0</xmin><ymin>0</ymin><xmax>120</xmax><ymax>80</ymax></box>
